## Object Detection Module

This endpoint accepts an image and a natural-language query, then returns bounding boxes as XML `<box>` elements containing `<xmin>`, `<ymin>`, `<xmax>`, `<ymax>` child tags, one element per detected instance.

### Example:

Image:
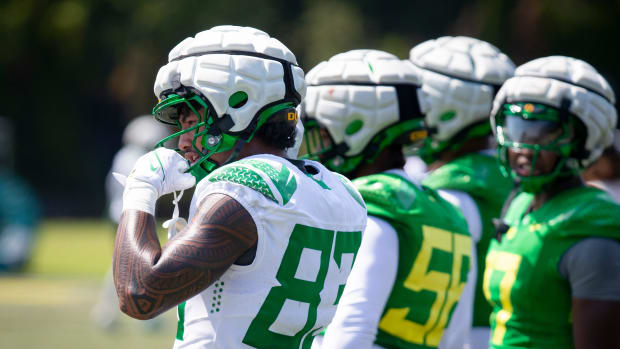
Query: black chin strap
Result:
<box><xmin>223</xmin><ymin>139</ymin><xmax>247</xmax><ymax>166</ymax></box>
<box><xmin>493</xmin><ymin>183</ymin><xmax>520</xmax><ymax>242</ymax></box>
<box><xmin>319</xmin><ymin>143</ymin><xmax>350</xmax><ymax>162</ymax></box>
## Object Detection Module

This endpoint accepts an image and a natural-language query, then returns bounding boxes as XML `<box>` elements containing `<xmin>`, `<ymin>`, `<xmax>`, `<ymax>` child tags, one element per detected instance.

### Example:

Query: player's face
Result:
<box><xmin>507</xmin><ymin>146</ymin><xmax>559</xmax><ymax>177</ymax></box>
<box><xmin>178</xmin><ymin>108</ymin><xmax>204</xmax><ymax>164</ymax></box>
<box><xmin>503</xmin><ymin>116</ymin><xmax>563</xmax><ymax>177</ymax></box>
<box><xmin>177</xmin><ymin>105</ymin><xmax>237</xmax><ymax>167</ymax></box>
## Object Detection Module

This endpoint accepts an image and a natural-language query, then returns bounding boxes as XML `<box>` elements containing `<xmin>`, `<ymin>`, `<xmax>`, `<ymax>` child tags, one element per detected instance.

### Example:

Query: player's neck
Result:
<box><xmin>238</xmin><ymin>139</ymin><xmax>287</xmax><ymax>159</ymax></box>
<box><xmin>582</xmin><ymin>151</ymin><xmax>620</xmax><ymax>182</ymax></box>
<box><xmin>531</xmin><ymin>176</ymin><xmax>583</xmax><ymax>211</ymax></box>
<box><xmin>427</xmin><ymin>136</ymin><xmax>489</xmax><ymax>171</ymax></box>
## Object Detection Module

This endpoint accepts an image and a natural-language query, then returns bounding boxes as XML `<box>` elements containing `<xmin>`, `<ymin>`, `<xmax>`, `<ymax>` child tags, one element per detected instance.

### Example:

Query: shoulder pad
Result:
<box><xmin>550</xmin><ymin>188</ymin><xmax>620</xmax><ymax>239</ymax></box>
<box><xmin>206</xmin><ymin>158</ymin><xmax>297</xmax><ymax>205</ymax></box>
<box><xmin>333</xmin><ymin>173</ymin><xmax>365</xmax><ymax>208</ymax></box>
<box><xmin>353</xmin><ymin>173</ymin><xmax>418</xmax><ymax>212</ymax></box>
<box><xmin>423</xmin><ymin>154</ymin><xmax>511</xmax><ymax>206</ymax></box>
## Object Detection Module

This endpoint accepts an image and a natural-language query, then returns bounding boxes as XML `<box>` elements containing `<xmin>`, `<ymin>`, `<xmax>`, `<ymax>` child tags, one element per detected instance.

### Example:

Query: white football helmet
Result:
<box><xmin>303</xmin><ymin>49</ymin><xmax>424</xmax><ymax>173</ymax></box>
<box><xmin>491</xmin><ymin>56</ymin><xmax>617</xmax><ymax>170</ymax></box>
<box><xmin>409</xmin><ymin>36</ymin><xmax>515</xmax><ymax>161</ymax></box>
<box><xmin>152</xmin><ymin>26</ymin><xmax>306</xmax><ymax>180</ymax></box>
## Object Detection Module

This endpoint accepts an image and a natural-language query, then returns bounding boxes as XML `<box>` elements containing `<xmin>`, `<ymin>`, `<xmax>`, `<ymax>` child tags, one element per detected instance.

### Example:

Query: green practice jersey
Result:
<box><xmin>353</xmin><ymin>172</ymin><xmax>471</xmax><ymax>349</ymax></box>
<box><xmin>484</xmin><ymin>186</ymin><xmax>620</xmax><ymax>349</ymax></box>
<box><xmin>423</xmin><ymin>153</ymin><xmax>513</xmax><ymax>327</ymax></box>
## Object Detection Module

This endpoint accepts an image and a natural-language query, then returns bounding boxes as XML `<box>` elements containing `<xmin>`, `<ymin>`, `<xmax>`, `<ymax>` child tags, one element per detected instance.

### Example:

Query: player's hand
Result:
<box><xmin>128</xmin><ymin>148</ymin><xmax>196</xmax><ymax>196</ymax></box>
<box><xmin>122</xmin><ymin>148</ymin><xmax>196</xmax><ymax>215</ymax></box>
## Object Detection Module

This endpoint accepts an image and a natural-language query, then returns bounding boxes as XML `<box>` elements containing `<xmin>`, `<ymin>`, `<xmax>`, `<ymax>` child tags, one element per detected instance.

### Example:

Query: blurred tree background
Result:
<box><xmin>1</xmin><ymin>0</ymin><xmax>618</xmax><ymax>217</ymax></box>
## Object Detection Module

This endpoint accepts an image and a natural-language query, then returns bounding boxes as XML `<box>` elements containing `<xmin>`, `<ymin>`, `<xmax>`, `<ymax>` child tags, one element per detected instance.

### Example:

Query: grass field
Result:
<box><xmin>0</xmin><ymin>219</ymin><xmax>178</xmax><ymax>349</ymax></box>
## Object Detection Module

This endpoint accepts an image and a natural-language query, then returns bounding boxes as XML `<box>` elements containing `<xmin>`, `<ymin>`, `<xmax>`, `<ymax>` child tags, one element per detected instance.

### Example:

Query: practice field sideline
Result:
<box><xmin>0</xmin><ymin>219</ymin><xmax>177</xmax><ymax>349</ymax></box>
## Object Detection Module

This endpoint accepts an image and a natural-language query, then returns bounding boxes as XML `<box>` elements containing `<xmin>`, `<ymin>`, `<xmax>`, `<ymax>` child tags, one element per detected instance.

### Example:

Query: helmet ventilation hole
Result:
<box><xmin>345</xmin><ymin>120</ymin><xmax>364</xmax><ymax>135</ymax></box>
<box><xmin>228</xmin><ymin>91</ymin><xmax>248</xmax><ymax>108</ymax></box>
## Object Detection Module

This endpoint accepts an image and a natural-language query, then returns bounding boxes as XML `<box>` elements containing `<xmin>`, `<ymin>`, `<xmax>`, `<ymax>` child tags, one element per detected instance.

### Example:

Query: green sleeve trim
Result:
<box><xmin>207</xmin><ymin>164</ymin><xmax>278</xmax><ymax>203</ymax></box>
<box><xmin>335</xmin><ymin>173</ymin><xmax>365</xmax><ymax>208</ymax></box>
<box><xmin>243</xmin><ymin>159</ymin><xmax>297</xmax><ymax>205</ymax></box>
<box><xmin>176</xmin><ymin>301</ymin><xmax>186</xmax><ymax>340</ymax></box>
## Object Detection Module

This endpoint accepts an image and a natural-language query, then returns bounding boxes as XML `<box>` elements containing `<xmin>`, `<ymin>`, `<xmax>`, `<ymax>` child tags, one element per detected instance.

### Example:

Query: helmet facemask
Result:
<box><xmin>153</xmin><ymin>86</ymin><xmax>297</xmax><ymax>181</ymax></box>
<box><xmin>153</xmin><ymin>87</ymin><xmax>240</xmax><ymax>181</ymax></box>
<box><xmin>301</xmin><ymin>112</ymin><xmax>428</xmax><ymax>175</ymax></box>
<box><xmin>494</xmin><ymin>102</ymin><xmax>584</xmax><ymax>193</ymax></box>
<box><xmin>300</xmin><ymin>117</ymin><xmax>360</xmax><ymax>174</ymax></box>
<box><xmin>406</xmin><ymin>118</ymin><xmax>492</xmax><ymax>164</ymax></box>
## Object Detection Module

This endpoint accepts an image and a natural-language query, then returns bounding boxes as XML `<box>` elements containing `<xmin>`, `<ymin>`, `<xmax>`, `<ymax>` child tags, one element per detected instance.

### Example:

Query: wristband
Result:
<box><xmin>122</xmin><ymin>178</ymin><xmax>158</xmax><ymax>215</ymax></box>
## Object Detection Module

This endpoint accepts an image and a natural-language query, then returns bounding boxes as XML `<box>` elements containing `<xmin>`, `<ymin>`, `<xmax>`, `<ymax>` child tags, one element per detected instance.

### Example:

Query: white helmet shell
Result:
<box><xmin>410</xmin><ymin>36</ymin><xmax>515</xmax><ymax>141</ymax></box>
<box><xmin>153</xmin><ymin>26</ymin><xmax>306</xmax><ymax>133</ymax></box>
<box><xmin>305</xmin><ymin>49</ymin><xmax>422</xmax><ymax>156</ymax></box>
<box><xmin>491</xmin><ymin>56</ymin><xmax>617</xmax><ymax>166</ymax></box>
<box><xmin>123</xmin><ymin>115</ymin><xmax>171</xmax><ymax>149</ymax></box>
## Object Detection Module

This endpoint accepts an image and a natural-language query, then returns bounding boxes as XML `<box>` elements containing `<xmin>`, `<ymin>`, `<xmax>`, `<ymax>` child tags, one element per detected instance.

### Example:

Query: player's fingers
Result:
<box><xmin>173</xmin><ymin>160</ymin><xmax>196</xmax><ymax>189</ymax></box>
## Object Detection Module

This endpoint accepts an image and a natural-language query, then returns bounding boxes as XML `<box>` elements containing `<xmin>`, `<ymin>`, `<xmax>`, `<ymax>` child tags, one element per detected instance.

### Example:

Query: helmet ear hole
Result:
<box><xmin>229</xmin><ymin>91</ymin><xmax>248</xmax><ymax>109</ymax></box>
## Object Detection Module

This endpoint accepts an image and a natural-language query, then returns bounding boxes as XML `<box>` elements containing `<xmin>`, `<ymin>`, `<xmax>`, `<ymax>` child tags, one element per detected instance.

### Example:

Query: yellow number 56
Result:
<box><xmin>379</xmin><ymin>226</ymin><xmax>472</xmax><ymax>347</ymax></box>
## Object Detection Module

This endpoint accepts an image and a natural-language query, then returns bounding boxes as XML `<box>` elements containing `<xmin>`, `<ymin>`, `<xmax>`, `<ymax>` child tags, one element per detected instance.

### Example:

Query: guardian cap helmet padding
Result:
<box><xmin>491</xmin><ymin>56</ymin><xmax>617</xmax><ymax>192</ymax></box>
<box><xmin>302</xmin><ymin>49</ymin><xmax>424</xmax><ymax>174</ymax></box>
<box><xmin>152</xmin><ymin>26</ymin><xmax>306</xmax><ymax>180</ymax></box>
<box><xmin>409</xmin><ymin>36</ymin><xmax>515</xmax><ymax>162</ymax></box>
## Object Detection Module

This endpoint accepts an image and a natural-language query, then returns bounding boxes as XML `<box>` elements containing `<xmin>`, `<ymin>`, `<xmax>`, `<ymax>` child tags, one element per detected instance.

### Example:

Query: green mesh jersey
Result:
<box><xmin>353</xmin><ymin>173</ymin><xmax>471</xmax><ymax>349</ymax></box>
<box><xmin>484</xmin><ymin>186</ymin><xmax>620</xmax><ymax>349</ymax></box>
<box><xmin>423</xmin><ymin>153</ymin><xmax>513</xmax><ymax>327</ymax></box>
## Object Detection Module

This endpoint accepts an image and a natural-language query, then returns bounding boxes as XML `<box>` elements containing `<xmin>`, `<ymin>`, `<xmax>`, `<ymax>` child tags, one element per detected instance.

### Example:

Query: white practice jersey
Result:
<box><xmin>174</xmin><ymin>154</ymin><xmax>367</xmax><ymax>349</ymax></box>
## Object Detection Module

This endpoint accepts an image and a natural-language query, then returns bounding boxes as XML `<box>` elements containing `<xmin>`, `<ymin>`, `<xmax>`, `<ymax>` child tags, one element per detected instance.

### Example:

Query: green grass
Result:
<box><xmin>28</xmin><ymin>219</ymin><xmax>117</xmax><ymax>276</ymax></box>
<box><xmin>0</xmin><ymin>219</ymin><xmax>178</xmax><ymax>349</ymax></box>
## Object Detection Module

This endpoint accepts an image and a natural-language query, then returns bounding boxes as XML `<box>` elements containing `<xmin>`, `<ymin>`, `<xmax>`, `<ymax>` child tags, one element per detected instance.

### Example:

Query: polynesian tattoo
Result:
<box><xmin>113</xmin><ymin>193</ymin><xmax>257</xmax><ymax>319</ymax></box>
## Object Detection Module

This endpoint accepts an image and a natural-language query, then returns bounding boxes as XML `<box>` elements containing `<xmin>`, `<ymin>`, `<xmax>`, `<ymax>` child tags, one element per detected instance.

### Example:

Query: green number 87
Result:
<box><xmin>243</xmin><ymin>224</ymin><xmax>362</xmax><ymax>349</ymax></box>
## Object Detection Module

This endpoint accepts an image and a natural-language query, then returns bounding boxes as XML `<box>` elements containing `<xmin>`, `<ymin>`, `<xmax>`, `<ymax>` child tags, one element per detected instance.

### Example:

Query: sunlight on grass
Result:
<box><xmin>28</xmin><ymin>219</ymin><xmax>169</xmax><ymax>277</ymax></box>
<box><xmin>2</xmin><ymin>219</ymin><xmax>177</xmax><ymax>349</ymax></box>
<box><xmin>28</xmin><ymin>219</ymin><xmax>116</xmax><ymax>277</ymax></box>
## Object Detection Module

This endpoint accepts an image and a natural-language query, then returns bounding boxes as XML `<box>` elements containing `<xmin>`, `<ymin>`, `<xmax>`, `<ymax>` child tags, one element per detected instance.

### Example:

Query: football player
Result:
<box><xmin>407</xmin><ymin>36</ymin><xmax>515</xmax><ymax>348</ymax></box>
<box><xmin>485</xmin><ymin>56</ymin><xmax>620</xmax><ymax>349</ymax></box>
<box><xmin>582</xmin><ymin>129</ymin><xmax>620</xmax><ymax>203</ymax></box>
<box><xmin>113</xmin><ymin>26</ymin><xmax>367</xmax><ymax>348</ymax></box>
<box><xmin>303</xmin><ymin>49</ymin><xmax>471</xmax><ymax>349</ymax></box>
<box><xmin>0</xmin><ymin>116</ymin><xmax>40</xmax><ymax>272</ymax></box>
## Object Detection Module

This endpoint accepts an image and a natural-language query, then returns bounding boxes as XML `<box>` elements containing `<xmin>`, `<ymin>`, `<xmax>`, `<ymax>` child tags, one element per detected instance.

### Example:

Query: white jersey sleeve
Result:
<box><xmin>320</xmin><ymin>216</ymin><xmax>399</xmax><ymax>349</ymax></box>
<box><xmin>437</xmin><ymin>189</ymin><xmax>482</xmax><ymax>243</ymax></box>
<box><xmin>176</xmin><ymin>154</ymin><xmax>367</xmax><ymax>349</ymax></box>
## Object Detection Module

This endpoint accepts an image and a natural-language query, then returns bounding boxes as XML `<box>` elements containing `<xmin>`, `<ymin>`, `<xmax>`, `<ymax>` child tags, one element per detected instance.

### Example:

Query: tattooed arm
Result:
<box><xmin>113</xmin><ymin>193</ymin><xmax>258</xmax><ymax>320</ymax></box>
